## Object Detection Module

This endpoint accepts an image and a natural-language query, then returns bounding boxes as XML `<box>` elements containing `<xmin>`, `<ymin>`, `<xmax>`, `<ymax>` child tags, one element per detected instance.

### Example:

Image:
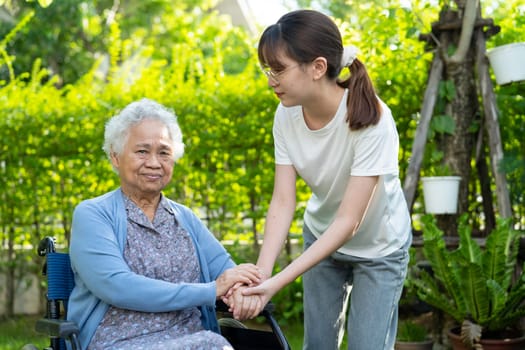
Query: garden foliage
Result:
<box><xmin>0</xmin><ymin>0</ymin><xmax>524</xmax><ymax>321</ymax></box>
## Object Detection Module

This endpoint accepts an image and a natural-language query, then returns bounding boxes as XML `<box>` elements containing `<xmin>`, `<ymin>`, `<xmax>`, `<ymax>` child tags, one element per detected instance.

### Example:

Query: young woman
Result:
<box><xmin>240</xmin><ymin>9</ymin><xmax>412</xmax><ymax>350</ymax></box>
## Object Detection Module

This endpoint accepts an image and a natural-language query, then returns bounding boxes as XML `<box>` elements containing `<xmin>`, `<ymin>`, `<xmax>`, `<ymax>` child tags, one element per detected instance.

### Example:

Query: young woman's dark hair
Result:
<box><xmin>258</xmin><ymin>9</ymin><xmax>380</xmax><ymax>130</ymax></box>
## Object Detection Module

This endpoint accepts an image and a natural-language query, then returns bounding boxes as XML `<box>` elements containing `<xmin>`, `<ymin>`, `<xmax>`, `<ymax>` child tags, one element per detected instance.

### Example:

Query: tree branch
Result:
<box><xmin>449</xmin><ymin>0</ymin><xmax>479</xmax><ymax>63</ymax></box>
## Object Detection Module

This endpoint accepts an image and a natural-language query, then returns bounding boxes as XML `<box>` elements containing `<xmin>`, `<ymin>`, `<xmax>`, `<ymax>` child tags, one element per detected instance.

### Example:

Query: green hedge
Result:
<box><xmin>1</xmin><ymin>0</ymin><xmax>523</xmax><ymax>320</ymax></box>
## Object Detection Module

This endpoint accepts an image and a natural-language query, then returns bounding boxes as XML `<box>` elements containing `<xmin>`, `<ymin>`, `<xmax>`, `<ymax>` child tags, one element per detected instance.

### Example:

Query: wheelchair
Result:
<box><xmin>22</xmin><ymin>237</ymin><xmax>291</xmax><ymax>350</ymax></box>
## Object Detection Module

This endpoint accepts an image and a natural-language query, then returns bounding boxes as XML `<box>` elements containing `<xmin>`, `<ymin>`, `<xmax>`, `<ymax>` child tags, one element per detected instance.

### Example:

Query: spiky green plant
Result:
<box><xmin>409</xmin><ymin>214</ymin><xmax>525</xmax><ymax>345</ymax></box>
<box><xmin>397</xmin><ymin>320</ymin><xmax>430</xmax><ymax>342</ymax></box>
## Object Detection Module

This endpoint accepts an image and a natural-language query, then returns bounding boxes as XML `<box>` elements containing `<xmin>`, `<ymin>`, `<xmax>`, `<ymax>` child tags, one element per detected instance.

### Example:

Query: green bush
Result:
<box><xmin>1</xmin><ymin>0</ymin><xmax>524</xmax><ymax>323</ymax></box>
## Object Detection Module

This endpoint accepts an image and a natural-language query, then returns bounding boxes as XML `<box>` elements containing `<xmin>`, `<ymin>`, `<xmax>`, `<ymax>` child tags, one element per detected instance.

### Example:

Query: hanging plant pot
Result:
<box><xmin>487</xmin><ymin>42</ymin><xmax>525</xmax><ymax>85</ymax></box>
<box><xmin>421</xmin><ymin>176</ymin><xmax>461</xmax><ymax>214</ymax></box>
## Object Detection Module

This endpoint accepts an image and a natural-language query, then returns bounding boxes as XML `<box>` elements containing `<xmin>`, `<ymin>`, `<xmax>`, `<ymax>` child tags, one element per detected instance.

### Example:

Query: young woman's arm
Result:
<box><xmin>256</xmin><ymin>164</ymin><xmax>297</xmax><ymax>279</ymax></box>
<box><xmin>243</xmin><ymin>175</ymin><xmax>378</xmax><ymax>307</ymax></box>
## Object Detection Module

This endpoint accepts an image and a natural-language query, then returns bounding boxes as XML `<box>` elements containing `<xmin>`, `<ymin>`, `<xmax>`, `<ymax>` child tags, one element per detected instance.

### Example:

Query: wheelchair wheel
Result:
<box><xmin>218</xmin><ymin>317</ymin><xmax>248</xmax><ymax>329</ymax></box>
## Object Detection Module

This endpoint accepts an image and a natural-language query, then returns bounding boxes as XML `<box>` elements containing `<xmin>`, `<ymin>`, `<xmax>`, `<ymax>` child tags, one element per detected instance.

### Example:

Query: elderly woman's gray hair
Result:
<box><xmin>103</xmin><ymin>98</ymin><xmax>185</xmax><ymax>165</ymax></box>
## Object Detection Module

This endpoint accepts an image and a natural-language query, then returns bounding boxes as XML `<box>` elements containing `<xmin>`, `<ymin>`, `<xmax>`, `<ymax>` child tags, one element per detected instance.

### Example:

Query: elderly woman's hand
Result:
<box><xmin>215</xmin><ymin>263</ymin><xmax>262</xmax><ymax>297</ymax></box>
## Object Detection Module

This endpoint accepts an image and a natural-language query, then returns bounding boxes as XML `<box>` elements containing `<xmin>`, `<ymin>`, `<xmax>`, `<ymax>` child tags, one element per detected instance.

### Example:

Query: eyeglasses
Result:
<box><xmin>260</xmin><ymin>64</ymin><xmax>301</xmax><ymax>82</ymax></box>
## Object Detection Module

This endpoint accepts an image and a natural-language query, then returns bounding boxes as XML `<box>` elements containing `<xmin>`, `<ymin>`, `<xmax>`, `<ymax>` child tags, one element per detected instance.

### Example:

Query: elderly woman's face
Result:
<box><xmin>111</xmin><ymin>119</ymin><xmax>175</xmax><ymax>198</ymax></box>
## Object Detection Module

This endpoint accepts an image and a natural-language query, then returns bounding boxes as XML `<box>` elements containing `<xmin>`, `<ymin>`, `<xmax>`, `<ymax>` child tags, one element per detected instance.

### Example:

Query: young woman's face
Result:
<box><xmin>263</xmin><ymin>55</ymin><xmax>313</xmax><ymax>107</ymax></box>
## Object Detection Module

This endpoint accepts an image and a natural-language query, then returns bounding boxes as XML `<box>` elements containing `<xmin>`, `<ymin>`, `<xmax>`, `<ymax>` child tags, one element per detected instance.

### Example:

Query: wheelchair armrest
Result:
<box><xmin>35</xmin><ymin>318</ymin><xmax>80</xmax><ymax>339</ymax></box>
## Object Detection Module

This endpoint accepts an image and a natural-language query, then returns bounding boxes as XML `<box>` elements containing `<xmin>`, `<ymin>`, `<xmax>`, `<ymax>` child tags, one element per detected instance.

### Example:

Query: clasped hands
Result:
<box><xmin>215</xmin><ymin>263</ymin><xmax>270</xmax><ymax>320</ymax></box>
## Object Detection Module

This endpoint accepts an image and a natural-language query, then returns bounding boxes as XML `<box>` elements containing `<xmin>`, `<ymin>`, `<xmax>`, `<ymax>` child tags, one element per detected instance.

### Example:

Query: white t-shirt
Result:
<box><xmin>273</xmin><ymin>89</ymin><xmax>411</xmax><ymax>258</ymax></box>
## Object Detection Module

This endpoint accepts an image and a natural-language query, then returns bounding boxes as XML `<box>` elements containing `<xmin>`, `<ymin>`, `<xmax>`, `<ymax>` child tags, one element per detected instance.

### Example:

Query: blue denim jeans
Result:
<box><xmin>302</xmin><ymin>225</ymin><xmax>411</xmax><ymax>350</ymax></box>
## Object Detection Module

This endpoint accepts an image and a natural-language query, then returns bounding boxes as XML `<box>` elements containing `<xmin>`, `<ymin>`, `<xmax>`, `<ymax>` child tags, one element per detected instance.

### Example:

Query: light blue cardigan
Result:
<box><xmin>67</xmin><ymin>189</ymin><xmax>235</xmax><ymax>349</ymax></box>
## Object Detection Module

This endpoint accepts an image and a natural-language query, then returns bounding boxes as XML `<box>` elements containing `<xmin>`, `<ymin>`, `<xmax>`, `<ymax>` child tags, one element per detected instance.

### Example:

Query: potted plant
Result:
<box><xmin>395</xmin><ymin>319</ymin><xmax>434</xmax><ymax>350</ymax></box>
<box><xmin>408</xmin><ymin>214</ymin><xmax>525</xmax><ymax>349</ymax></box>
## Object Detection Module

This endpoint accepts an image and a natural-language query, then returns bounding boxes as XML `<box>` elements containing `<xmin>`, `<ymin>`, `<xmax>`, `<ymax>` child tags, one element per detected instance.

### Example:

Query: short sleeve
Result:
<box><xmin>350</xmin><ymin>125</ymin><xmax>399</xmax><ymax>176</ymax></box>
<box><xmin>273</xmin><ymin>109</ymin><xmax>292</xmax><ymax>165</ymax></box>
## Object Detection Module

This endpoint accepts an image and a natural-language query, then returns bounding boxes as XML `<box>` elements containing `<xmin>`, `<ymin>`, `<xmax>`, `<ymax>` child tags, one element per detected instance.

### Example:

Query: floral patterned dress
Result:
<box><xmin>87</xmin><ymin>195</ymin><xmax>232</xmax><ymax>350</ymax></box>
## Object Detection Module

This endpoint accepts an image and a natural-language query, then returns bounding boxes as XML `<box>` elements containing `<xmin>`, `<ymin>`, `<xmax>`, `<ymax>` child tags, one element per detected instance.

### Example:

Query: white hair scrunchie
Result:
<box><xmin>341</xmin><ymin>45</ymin><xmax>359</xmax><ymax>68</ymax></box>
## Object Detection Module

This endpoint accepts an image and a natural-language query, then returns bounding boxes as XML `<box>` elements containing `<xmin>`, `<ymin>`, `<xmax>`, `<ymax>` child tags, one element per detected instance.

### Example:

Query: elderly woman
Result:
<box><xmin>67</xmin><ymin>98</ymin><xmax>261</xmax><ymax>350</ymax></box>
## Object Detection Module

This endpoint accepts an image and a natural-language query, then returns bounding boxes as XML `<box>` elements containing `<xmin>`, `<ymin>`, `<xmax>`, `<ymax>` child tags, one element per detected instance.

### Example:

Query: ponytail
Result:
<box><xmin>337</xmin><ymin>59</ymin><xmax>381</xmax><ymax>130</ymax></box>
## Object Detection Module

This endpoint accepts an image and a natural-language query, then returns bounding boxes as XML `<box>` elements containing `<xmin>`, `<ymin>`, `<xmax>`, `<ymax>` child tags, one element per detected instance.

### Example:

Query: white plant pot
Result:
<box><xmin>487</xmin><ymin>42</ymin><xmax>525</xmax><ymax>85</ymax></box>
<box><xmin>421</xmin><ymin>176</ymin><xmax>461</xmax><ymax>214</ymax></box>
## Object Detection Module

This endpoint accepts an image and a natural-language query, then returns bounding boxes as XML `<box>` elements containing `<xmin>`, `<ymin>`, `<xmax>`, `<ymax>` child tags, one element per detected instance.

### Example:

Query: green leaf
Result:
<box><xmin>412</xmin><ymin>214</ymin><xmax>525</xmax><ymax>333</ymax></box>
<box><xmin>431</xmin><ymin>114</ymin><xmax>456</xmax><ymax>135</ymax></box>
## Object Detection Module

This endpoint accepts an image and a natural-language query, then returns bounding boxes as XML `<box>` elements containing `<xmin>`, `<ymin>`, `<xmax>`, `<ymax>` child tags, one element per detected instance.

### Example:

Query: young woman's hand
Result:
<box><xmin>240</xmin><ymin>277</ymin><xmax>279</xmax><ymax>313</ymax></box>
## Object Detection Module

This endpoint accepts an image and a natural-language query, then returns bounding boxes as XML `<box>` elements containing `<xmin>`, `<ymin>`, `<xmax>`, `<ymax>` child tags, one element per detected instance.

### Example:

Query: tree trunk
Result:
<box><xmin>435</xmin><ymin>9</ymin><xmax>479</xmax><ymax>235</ymax></box>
